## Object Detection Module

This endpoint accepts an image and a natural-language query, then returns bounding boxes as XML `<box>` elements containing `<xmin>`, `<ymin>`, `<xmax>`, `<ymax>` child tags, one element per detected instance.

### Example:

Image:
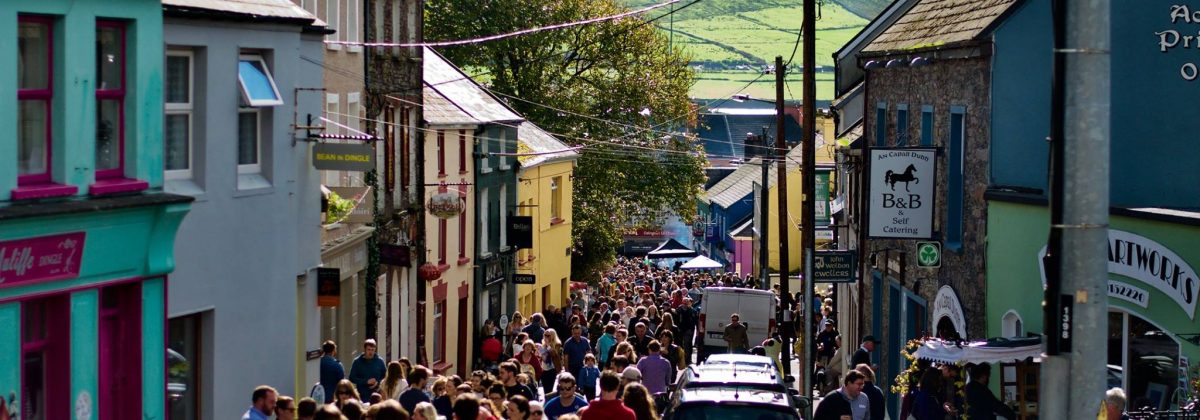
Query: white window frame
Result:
<box><xmin>433</xmin><ymin>301</ymin><xmax>445</xmax><ymax>362</ymax></box>
<box><xmin>480</xmin><ymin>187</ymin><xmax>490</xmax><ymax>256</ymax></box>
<box><xmin>500</xmin><ymin>183</ymin><xmax>507</xmax><ymax>249</ymax></box>
<box><xmin>165</xmin><ymin>50</ymin><xmax>194</xmax><ymax>180</ymax></box>
<box><xmin>346</xmin><ymin>0</ymin><xmax>361</xmax><ymax>53</ymax></box>
<box><xmin>479</xmin><ymin>130</ymin><xmax>491</xmax><ymax>173</ymax></box>
<box><xmin>346</xmin><ymin>92</ymin><xmax>360</xmax><ymax>133</ymax></box>
<box><xmin>237</xmin><ymin>108</ymin><xmax>262</xmax><ymax>174</ymax></box>
<box><xmin>498</xmin><ymin>129</ymin><xmax>510</xmax><ymax>170</ymax></box>
<box><xmin>237</xmin><ymin>54</ymin><xmax>283</xmax><ymax>107</ymax></box>
<box><xmin>551</xmin><ymin>176</ymin><xmax>562</xmax><ymax>221</ymax></box>
<box><xmin>325</xmin><ymin>0</ymin><xmax>341</xmax><ymax>50</ymax></box>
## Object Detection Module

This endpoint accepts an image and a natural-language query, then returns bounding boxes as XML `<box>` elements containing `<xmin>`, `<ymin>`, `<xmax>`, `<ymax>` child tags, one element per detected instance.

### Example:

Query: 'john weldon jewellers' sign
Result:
<box><xmin>1039</xmin><ymin>229</ymin><xmax>1199</xmax><ymax>318</ymax></box>
<box><xmin>868</xmin><ymin>149</ymin><xmax>936</xmax><ymax>239</ymax></box>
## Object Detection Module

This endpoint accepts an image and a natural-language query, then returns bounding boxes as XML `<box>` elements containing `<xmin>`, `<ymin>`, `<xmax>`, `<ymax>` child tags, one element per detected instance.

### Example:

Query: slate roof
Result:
<box><xmin>863</xmin><ymin>0</ymin><xmax>1019</xmax><ymax>53</ymax></box>
<box><xmin>517</xmin><ymin>121</ymin><xmax>578</xmax><ymax>168</ymax></box>
<box><xmin>423</xmin><ymin>47</ymin><xmax>523</xmax><ymax>124</ymax></box>
<box><xmin>162</xmin><ymin>0</ymin><xmax>324</xmax><ymax>25</ymax></box>
<box><xmin>729</xmin><ymin>216</ymin><xmax>755</xmax><ymax>239</ymax></box>
<box><xmin>423</xmin><ymin>89</ymin><xmax>479</xmax><ymax>126</ymax></box>
<box><xmin>696</xmin><ymin>112</ymin><xmax>803</xmax><ymax>161</ymax></box>
<box><xmin>706</xmin><ymin>144</ymin><xmax>804</xmax><ymax>209</ymax></box>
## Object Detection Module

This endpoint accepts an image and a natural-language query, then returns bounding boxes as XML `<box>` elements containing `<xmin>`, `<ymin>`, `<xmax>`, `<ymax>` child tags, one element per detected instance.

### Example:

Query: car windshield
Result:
<box><xmin>674</xmin><ymin>405</ymin><xmax>797</xmax><ymax>420</ymax></box>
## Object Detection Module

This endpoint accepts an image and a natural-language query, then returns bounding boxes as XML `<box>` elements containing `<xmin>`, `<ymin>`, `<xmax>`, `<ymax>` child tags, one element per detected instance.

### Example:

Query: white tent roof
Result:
<box><xmin>680</xmin><ymin>255</ymin><xmax>724</xmax><ymax>270</ymax></box>
<box><xmin>912</xmin><ymin>338</ymin><xmax>1042</xmax><ymax>365</ymax></box>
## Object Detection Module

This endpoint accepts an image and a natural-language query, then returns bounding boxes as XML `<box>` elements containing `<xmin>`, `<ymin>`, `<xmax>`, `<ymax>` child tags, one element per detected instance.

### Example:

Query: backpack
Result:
<box><xmin>309</xmin><ymin>382</ymin><xmax>326</xmax><ymax>404</ymax></box>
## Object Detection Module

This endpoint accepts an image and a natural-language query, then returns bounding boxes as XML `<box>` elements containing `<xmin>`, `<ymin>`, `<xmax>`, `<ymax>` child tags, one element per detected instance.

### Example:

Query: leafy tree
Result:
<box><xmin>427</xmin><ymin>0</ymin><xmax>707</xmax><ymax>281</ymax></box>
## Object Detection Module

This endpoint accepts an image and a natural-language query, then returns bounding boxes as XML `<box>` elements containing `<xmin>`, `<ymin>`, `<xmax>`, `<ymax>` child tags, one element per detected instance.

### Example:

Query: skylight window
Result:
<box><xmin>237</xmin><ymin>54</ymin><xmax>282</xmax><ymax>106</ymax></box>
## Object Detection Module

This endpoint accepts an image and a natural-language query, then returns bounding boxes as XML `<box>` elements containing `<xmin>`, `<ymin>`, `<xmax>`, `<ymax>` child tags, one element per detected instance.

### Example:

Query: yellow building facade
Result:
<box><xmin>514</xmin><ymin>122</ymin><xmax>578</xmax><ymax>315</ymax></box>
<box><xmin>764</xmin><ymin>139</ymin><xmax>839</xmax><ymax>273</ymax></box>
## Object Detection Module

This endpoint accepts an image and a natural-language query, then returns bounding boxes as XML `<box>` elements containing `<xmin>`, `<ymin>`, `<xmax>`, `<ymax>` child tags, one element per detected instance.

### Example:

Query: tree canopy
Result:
<box><xmin>426</xmin><ymin>0</ymin><xmax>707</xmax><ymax>281</ymax></box>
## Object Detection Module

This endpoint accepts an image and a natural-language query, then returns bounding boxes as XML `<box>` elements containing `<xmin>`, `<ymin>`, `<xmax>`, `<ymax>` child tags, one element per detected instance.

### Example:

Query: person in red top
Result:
<box><xmin>481</xmin><ymin>334</ymin><xmax>503</xmax><ymax>365</ymax></box>
<box><xmin>579</xmin><ymin>371</ymin><xmax>635</xmax><ymax>420</ymax></box>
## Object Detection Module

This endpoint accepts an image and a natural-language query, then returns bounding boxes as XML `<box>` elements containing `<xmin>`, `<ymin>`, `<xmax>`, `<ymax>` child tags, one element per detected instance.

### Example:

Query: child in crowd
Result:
<box><xmin>578</xmin><ymin>354</ymin><xmax>601</xmax><ymax>401</ymax></box>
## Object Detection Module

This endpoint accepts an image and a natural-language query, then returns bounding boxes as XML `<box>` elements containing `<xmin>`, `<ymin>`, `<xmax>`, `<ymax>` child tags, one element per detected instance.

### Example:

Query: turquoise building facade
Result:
<box><xmin>0</xmin><ymin>1</ymin><xmax>190</xmax><ymax>419</ymax></box>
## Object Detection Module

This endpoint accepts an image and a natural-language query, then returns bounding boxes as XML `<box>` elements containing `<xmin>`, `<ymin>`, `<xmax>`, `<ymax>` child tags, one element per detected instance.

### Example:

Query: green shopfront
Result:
<box><xmin>987</xmin><ymin>200</ymin><xmax>1200</xmax><ymax>410</ymax></box>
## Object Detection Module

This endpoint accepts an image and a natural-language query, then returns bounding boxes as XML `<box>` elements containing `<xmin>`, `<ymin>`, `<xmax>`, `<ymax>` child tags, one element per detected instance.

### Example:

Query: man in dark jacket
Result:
<box><xmin>850</xmin><ymin>335</ymin><xmax>879</xmax><ymax>370</ymax></box>
<box><xmin>319</xmin><ymin>340</ymin><xmax>345</xmax><ymax>403</ymax></box>
<box><xmin>965</xmin><ymin>363</ymin><xmax>1016</xmax><ymax>420</ymax></box>
<box><xmin>813</xmin><ymin>371</ymin><xmax>869</xmax><ymax>420</ymax></box>
<box><xmin>855</xmin><ymin>364</ymin><xmax>885</xmax><ymax>420</ymax></box>
<box><xmin>675</xmin><ymin>298</ymin><xmax>698</xmax><ymax>361</ymax></box>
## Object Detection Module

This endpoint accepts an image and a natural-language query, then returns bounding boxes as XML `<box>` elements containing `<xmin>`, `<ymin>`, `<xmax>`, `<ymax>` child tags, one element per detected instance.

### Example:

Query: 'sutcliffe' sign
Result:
<box><xmin>313</xmin><ymin>143</ymin><xmax>376</xmax><ymax>172</ymax></box>
<box><xmin>0</xmin><ymin>232</ymin><xmax>85</xmax><ymax>289</ymax></box>
<box><xmin>812</xmin><ymin>251</ymin><xmax>856</xmax><ymax>283</ymax></box>
<box><xmin>868</xmin><ymin>149</ymin><xmax>936</xmax><ymax>239</ymax></box>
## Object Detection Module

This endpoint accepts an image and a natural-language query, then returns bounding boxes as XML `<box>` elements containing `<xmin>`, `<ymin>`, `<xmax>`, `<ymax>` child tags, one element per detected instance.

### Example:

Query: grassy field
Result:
<box><xmin>620</xmin><ymin>0</ymin><xmax>879</xmax><ymax>100</ymax></box>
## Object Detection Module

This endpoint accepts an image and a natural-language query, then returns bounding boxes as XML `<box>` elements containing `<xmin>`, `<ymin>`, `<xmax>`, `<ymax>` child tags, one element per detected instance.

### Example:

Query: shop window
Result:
<box><xmin>17</xmin><ymin>17</ymin><xmax>54</xmax><ymax>186</ymax></box>
<box><xmin>459</xmin><ymin>130</ymin><xmax>467</xmax><ymax>173</ymax></box>
<box><xmin>165</xmin><ymin>50</ymin><xmax>194</xmax><ymax>180</ymax></box>
<box><xmin>947</xmin><ymin>107</ymin><xmax>965</xmax><ymax>250</ymax></box>
<box><xmin>168</xmin><ymin>312</ymin><xmax>204</xmax><ymax>420</ymax></box>
<box><xmin>236</xmin><ymin>54</ymin><xmax>282</xmax><ymax>106</ymax></box>
<box><xmin>458</xmin><ymin>202</ymin><xmax>467</xmax><ymax>261</ymax></box>
<box><xmin>100</xmin><ymin>283</ymin><xmax>143</xmax><ymax>420</ymax></box>
<box><xmin>437</xmin><ymin>131</ymin><xmax>446</xmax><ymax>177</ymax></box>
<box><xmin>439</xmin><ymin>219</ymin><xmax>447</xmax><ymax>265</ymax></box>
<box><xmin>434</xmin><ymin>301</ymin><xmax>446</xmax><ymax>363</ymax></box>
<box><xmin>920</xmin><ymin>105</ymin><xmax>933</xmax><ymax>146</ymax></box>
<box><xmin>324</xmin><ymin>0</ymin><xmax>340</xmax><ymax>50</ymax></box>
<box><xmin>479</xmin><ymin>129</ymin><xmax>491</xmax><ymax>172</ymax></box>
<box><xmin>1116</xmin><ymin>312</ymin><xmax>1180</xmax><ymax>411</ymax></box>
<box><xmin>874</xmin><ymin>102</ymin><xmax>887</xmax><ymax>147</ymax></box>
<box><xmin>22</xmin><ymin>295</ymin><xmax>70</xmax><ymax>420</ymax></box>
<box><xmin>237</xmin><ymin>110</ymin><xmax>261</xmax><ymax>174</ymax></box>
<box><xmin>498</xmin><ymin>129</ymin><xmax>510</xmax><ymax>169</ymax></box>
<box><xmin>480</xmin><ymin>187</ymin><xmax>490</xmax><ymax>255</ymax></box>
<box><xmin>895</xmin><ymin>104</ymin><xmax>908</xmax><ymax>146</ymax></box>
<box><xmin>500</xmin><ymin>184</ymin><xmax>508</xmax><ymax>249</ymax></box>
<box><xmin>95</xmin><ymin>22</ymin><xmax>127</xmax><ymax>180</ymax></box>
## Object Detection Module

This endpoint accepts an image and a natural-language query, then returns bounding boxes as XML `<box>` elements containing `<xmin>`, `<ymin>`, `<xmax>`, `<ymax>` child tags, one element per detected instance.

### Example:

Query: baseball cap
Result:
<box><xmin>622</xmin><ymin>366</ymin><xmax>643</xmax><ymax>381</ymax></box>
<box><xmin>861</xmin><ymin>335</ymin><xmax>881</xmax><ymax>344</ymax></box>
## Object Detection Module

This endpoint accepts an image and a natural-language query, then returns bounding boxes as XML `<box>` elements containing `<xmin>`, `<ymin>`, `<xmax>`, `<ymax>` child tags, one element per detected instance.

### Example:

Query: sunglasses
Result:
<box><xmin>531</xmin><ymin>411</ymin><xmax>545</xmax><ymax>416</ymax></box>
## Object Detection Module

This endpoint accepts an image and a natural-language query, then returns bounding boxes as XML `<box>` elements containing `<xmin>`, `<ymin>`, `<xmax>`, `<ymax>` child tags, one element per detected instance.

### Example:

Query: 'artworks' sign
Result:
<box><xmin>0</xmin><ymin>232</ymin><xmax>85</xmax><ymax>288</ymax></box>
<box><xmin>868</xmin><ymin>149</ymin><xmax>936</xmax><ymax>239</ymax></box>
<box><xmin>1039</xmin><ymin>229</ymin><xmax>1199</xmax><ymax>318</ymax></box>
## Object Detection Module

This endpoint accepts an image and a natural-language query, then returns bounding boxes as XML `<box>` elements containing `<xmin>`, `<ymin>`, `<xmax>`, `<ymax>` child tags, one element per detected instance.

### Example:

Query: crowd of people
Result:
<box><xmin>240</xmin><ymin>256</ymin><xmax>848</xmax><ymax>420</ymax></box>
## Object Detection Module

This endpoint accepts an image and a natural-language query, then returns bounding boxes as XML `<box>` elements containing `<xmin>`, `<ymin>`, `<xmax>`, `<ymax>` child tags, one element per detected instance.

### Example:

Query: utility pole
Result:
<box><xmin>801</xmin><ymin>0</ymin><xmax>817</xmax><ymax>413</ymax></box>
<box><xmin>774</xmin><ymin>56</ymin><xmax>791</xmax><ymax>378</ymax></box>
<box><xmin>1040</xmin><ymin>0</ymin><xmax>1109</xmax><ymax>417</ymax></box>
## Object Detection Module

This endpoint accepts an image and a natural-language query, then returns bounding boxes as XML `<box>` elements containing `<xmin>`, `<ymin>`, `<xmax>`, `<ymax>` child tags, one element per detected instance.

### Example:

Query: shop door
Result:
<box><xmin>1109</xmin><ymin>311</ymin><xmax>1181</xmax><ymax>410</ymax></box>
<box><xmin>886</xmin><ymin>284</ymin><xmax>902</xmax><ymax>419</ymax></box>
<box><xmin>458</xmin><ymin>296</ymin><xmax>469</xmax><ymax>374</ymax></box>
<box><xmin>99</xmin><ymin>283</ymin><xmax>143</xmax><ymax>420</ymax></box>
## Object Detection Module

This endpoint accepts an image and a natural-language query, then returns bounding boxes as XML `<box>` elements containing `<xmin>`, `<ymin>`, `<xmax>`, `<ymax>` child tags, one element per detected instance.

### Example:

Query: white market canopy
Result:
<box><xmin>912</xmin><ymin>337</ymin><xmax>1043</xmax><ymax>365</ymax></box>
<box><xmin>680</xmin><ymin>255</ymin><xmax>724</xmax><ymax>270</ymax></box>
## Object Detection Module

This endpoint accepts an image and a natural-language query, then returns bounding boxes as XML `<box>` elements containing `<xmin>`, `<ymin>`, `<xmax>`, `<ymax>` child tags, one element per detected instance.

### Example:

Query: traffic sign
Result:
<box><xmin>917</xmin><ymin>241</ymin><xmax>941</xmax><ymax>268</ymax></box>
<box><xmin>812</xmin><ymin>251</ymin><xmax>856</xmax><ymax>283</ymax></box>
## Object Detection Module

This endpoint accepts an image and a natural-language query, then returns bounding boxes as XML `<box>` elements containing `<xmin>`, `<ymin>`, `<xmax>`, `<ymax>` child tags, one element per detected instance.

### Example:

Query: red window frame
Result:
<box><xmin>434</xmin><ymin>300</ymin><xmax>447</xmax><ymax>363</ymax></box>
<box><xmin>458</xmin><ymin>204</ymin><xmax>467</xmax><ymax>260</ymax></box>
<box><xmin>95</xmin><ymin>20</ymin><xmax>127</xmax><ymax>180</ymax></box>
<box><xmin>22</xmin><ymin>295</ymin><xmax>71</xmax><ymax>420</ymax></box>
<box><xmin>458</xmin><ymin>130</ymin><xmax>467</xmax><ymax>173</ymax></box>
<box><xmin>438</xmin><ymin>219</ymin><xmax>447</xmax><ymax>265</ymax></box>
<box><xmin>17</xmin><ymin>16</ymin><xmax>53</xmax><ymax>186</ymax></box>
<box><xmin>437</xmin><ymin>131</ymin><xmax>446</xmax><ymax>177</ymax></box>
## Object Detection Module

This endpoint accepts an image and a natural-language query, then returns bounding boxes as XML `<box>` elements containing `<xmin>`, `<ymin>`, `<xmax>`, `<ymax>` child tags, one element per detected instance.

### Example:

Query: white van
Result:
<box><xmin>697</xmin><ymin>287</ymin><xmax>777</xmax><ymax>361</ymax></box>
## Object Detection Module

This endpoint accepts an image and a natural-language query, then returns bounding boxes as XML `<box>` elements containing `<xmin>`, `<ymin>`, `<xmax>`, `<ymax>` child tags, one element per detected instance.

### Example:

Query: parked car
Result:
<box><xmin>661</xmin><ymin>355</ymin><xmax>801</xmax><ymax>410</ymax></box>
<box><xmin>661</xmin><ymin>386</ymin><xmax>801</xmax><ymax>420</ymax></box>
<box><xmin>697</xmin><ymin>287</ymin><xmax>777</xmax><ymax>361</ymax></box>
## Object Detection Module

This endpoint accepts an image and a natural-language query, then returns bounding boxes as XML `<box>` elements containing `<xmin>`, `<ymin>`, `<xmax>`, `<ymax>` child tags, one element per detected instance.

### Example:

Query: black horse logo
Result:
<box><xmin>885</xmin><ymin>164</ymin><xmax>919</xmax><ymax>192</ymax></box>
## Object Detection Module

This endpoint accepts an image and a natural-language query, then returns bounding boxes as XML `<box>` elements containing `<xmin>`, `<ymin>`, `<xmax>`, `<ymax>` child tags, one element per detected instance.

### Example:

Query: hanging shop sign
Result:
<box><xmin>0</xmin><ymin>231</ymin><xmax>85</xmax><ymax>289</ymax></box>
<box><xmin>509</xmin><ymin>216</ymin><xmax>534</xmax><ymax>249</ymax></box>
<box><xmin>932</xmin><ymin>285</ymin><xmax>967</xmax><ymax>337</ymax></box>
<box><xmin>379</xmin><ymin>244</ymin><xmax>411</xmax><ymax>267</ymax></box>
<box><xmin>868</xmin><ymin>149</ymin><xmax>936</xmax><ymax>239</ymax></box>
<box><xmin>513</xmin><ymin>274</ymin><xmax>536</xmax><ymax>285</ymax></box>
<box><xmin>485</xmin><ymin>261</ymin><xmax>507</xmax><ymax>286</ymax></box>
<box><xmin>812</xmin><ymin>250</ymin><xmax>856</xmax><ymax>283</ymax></box>
<box><xmin>917</xmin><ymin>241</ymin><xmax>942</xmax><ymax>268</ymax></box>
<box><xmin>815</xmin><ymin>170</ymin><xmax>832</xmax><ymax>226</ymax></box>
<box><xmin>1038</xmin><ymin>229</ymin><xmax>1199</xmax><ymax>318</ymax></box>
<box><xmin>428</xmin><ymin>191</ymin><xmax>466</xmax><ymax>219</ymax></box>
<box><xmin>328</xmin><ymin>186</ymin><xmax>375</xmax><ymax>223</ymax></box>
<box><xmin>313</xmin><ymin>143</ymin><xmax>375</xmax><ymax>172</ymax></box>
<box><xmin>317</xmin><ymin>267</ymin><xmax>341</xmax><ymax>307</ymax></box>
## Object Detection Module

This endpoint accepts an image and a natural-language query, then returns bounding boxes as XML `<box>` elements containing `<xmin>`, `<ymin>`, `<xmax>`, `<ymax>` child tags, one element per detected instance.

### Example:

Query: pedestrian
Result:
<box><xmin>825</xmin><ymin>335</ymin><xmax>845</xmax><ymax>394</ymax></box>
<box><xmin>723</xmin><ymin>314</ymin><xmax>749</xmax><ymax>354</ymax></box>
<box><xmin>657</xmin><ymin>331</ymin><xmax>685</xmax><ymax>381</ymax></box>
<box><xmin>456</xmin><ymin>393</ymin><xmax>483</xmax><ymax>420</ymax></box>
<box><xmin>298</xmin><ymin>397</ymin><xmax>318</xmax><ymax>420</ymax></box>
<box><xmin>349</xmin><ymin>339</ymin><xmax>387</xmax><ymax>399</ymax></box>
<box><xmin>964</xmin><ymin>363</ymin><xmax>1016</xmax><ymax>420</ymax></box>
<box><xmin>435</xmin><ymin>381</ymin><xmax>464</xmax><ymax>418</ymax></box>
<box><xmin>276</xmin><ymin>395</ymin><xmax>297</xmax><ymax>420</ymax></box>
<box><xmin>628</xmin><ymin>323</ymin><xmax>653</xmax><ymax>357</ymax></box>
<box><xmin>541</xmin><ymin>329</ymin><xmax>565</xmax><ymax>396</ymax></box>
<box><xmin>564</xmin><ymin>324</ymin><xmax>591</xmax><ymax>379</ymax></box>
<box><xmin>243</xmin><ymin>385</ymin><xmax>278</xmax><ymax>420</ymax></box>
<box><xmin>365</xmin><ymin>400</ymin><xmax>409</xmax><ymax>420</ymax></box>
<box><xmin>1105</xmin><ymin>387</ymin><xmax>1129</xmax><ymax>420</ymax></box>
<box><xmin>850</xmin><ymin>336</ymin><xmax>879</xmax><ymax>370</ymax></box>
<box><xmin>321</xmin><ymin>340</ymin><xmax>347</xmax><ymax>404</ymax></box>
<box><xmin>525</xmin><ymin>313</ymin><xmax>547</xmax><ymax>343</ymax></box>
<box><xmin>911</xmin><ymin>368</ymin><xmax>947</xmax><ymax>420</ymax></box>
<box><xmin>597</xmin><ymin>324</ymin><xmax>618</xmax><ymax>367</ymax></box>
<box><xmin>605</xmin><ymin>329</ymin><xmax>629</xmax><ymax>366</ymax></box>
<box><xmin>529</xmin><ymin>400</ymin><xmax>546</xmax><ymax>420</ymax></box>
<box><xmin>578</xmin><ymin>354</ymin><xmax>601</xmax><ymax>401</ymax></box>
<box><xmin>620</xmin><ymin>383</ymin><xmax>658</xmax><ymax>420</ymax></box>
<box><xmin>578</xmin><ymin>371</ymin><xmax>635</xmax><ymax>420</ymax></box>
<box><xmin>314</xmin><ymin>405</ymin><xmax>349</xmax><ymax>420</ymax></box>
<box><xmin>341</xmin><ymin>400</ymin><xmax>365</xmax><ymax>420</ymax></box>
<box><xmin>486</xmin><ymin>384</ymin><xmax>508</xmax><ymax>414</ymax></box>
<box><xmin>761</xmin><ymin>335</ymin><xmax>782</xmax><ymax>375</ymax></box>
<box><xmin>517</xmin><ymin>340</ymin><xmax>545</xmax><ymax>379</ymax></box>
<box><xmin>674</xmin><ymin>298</ymin><xmax>697</xmax><ymax>361</ymax></box>
<box><xmin>335</xmin><ymin>380</ymin><xmax>362</xmax><ymax>410</ymax></box>
<box><xmin>816</xmin><ymin>321</ymin><xmax>839</xmax><ymax>370</ymax></box>
<box><xmin>545</xmin><ymin>373</ymin><xmax>589</xmax><ymax>420</ymax></box>
<box><xmin>380</xmin><ymin>361</ymin><xmax>406</xmax><ymax>400</ymax></box>
<box><xmin>812</xmin><ymin>371</ymin><xmax>869</xmax><ymax>420</ymax></box>
<box><xmin>412</xmin><ymin>401</ymin><xmax>437</xmax><ymax>420</ymax></box>
<box><xmin>854</xmin><ymin>364</ymin><xmax>885</xmax><ymax>420</ymax></box>
<box><xmin>499</xmin><ymin>361</ymin><xmax>537</xmax><ymax>401</ymax></box>
<box><xmin>635</xmin><ymin>341</ymin><xmax>671</xmax><ymax>395</ymax></box>
<box><xmin>507</xmin><ymin>395</ymin><xmax>532</xmax><ymax>420</ymax></box>
<box><xmin>399</xmin><ymin>365</ymin><xmax>431</xmax><ymax>414</ymax></box>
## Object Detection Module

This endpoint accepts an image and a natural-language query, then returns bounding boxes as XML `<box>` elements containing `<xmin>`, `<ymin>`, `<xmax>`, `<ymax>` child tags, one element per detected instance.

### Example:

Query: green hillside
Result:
<box><xmin>622</xmin><ymin>0</ymin><xmax>890</xmax><ymax>100</ymax></box>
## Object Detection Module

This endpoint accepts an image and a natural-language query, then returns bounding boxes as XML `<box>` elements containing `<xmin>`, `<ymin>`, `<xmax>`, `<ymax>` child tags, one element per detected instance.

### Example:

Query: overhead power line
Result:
<box><xmin>325</xmin><ymin>0</ymin><xmax>683</xmax><ymax>48</ymax></box>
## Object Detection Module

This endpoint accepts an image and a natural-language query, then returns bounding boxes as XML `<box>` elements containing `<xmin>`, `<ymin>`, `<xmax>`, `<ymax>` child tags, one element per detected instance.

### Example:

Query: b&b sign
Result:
<box><xmin>868</xmin><ymin>149</ymin><xmax>936</xmax><ymax>239</ymax></box>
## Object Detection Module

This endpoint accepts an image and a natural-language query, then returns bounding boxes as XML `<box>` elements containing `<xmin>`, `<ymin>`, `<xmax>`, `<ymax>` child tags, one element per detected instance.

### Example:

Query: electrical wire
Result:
<box><xmin>324</xmin><ymin>0</ymin><xmax>683</xmax><ymax>48</ymax></box>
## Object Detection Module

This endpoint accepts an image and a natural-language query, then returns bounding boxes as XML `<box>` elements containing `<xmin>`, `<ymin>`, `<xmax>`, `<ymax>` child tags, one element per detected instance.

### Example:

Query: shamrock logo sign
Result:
<box><xmin>917</xmin><ymin>242</ymin><xmax>941</xmax><ymax>268</ymax></box>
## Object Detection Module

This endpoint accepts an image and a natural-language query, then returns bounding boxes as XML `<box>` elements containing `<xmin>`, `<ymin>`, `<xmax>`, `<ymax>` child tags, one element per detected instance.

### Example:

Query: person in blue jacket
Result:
<box><xmin>348</xmin><ymin>339</ymin><xmax>387</xmax><ymax>399</ymax></box>
<box><xmin>319</xmin><ymin>340</ymin><xmax>345</xmax><ymax>404</ymax></box>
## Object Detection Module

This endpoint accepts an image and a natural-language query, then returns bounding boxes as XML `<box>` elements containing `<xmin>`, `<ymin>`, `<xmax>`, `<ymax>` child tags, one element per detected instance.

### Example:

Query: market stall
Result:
<box><xmin>903</xmin><ymin>337</ymin><xmax>1043</xmax><ymax>419</ymax></box>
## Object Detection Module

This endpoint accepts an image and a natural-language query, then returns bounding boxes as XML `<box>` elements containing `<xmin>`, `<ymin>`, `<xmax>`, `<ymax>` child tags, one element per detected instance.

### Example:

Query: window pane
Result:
<box><xmin>165</xmin><ymin>114</ymin><xmax>190</xmax><ymax>171</ymax></box>
<box><xmin>169</xmin><ymin>314</ymin><xmax>201</xmax><ymax>420</ymax></box>
<box><xmin>166</xmin><ymin>55</ymin><xmax>190</xmax><ymax>104</ymax></box>
<box><xmin>19</xmin><ymin>21</ymin><xmax>49</xmax><ymax>90</ymax></box>
<box><xmin>96</xmin><ymin>99</ymin><xmax>122</xmax><ymax>171</ymax></box>
<box><xmin>97</xmin><ymin>26</ymin><xmax>123</xmax><ymax>90</ymax></box>
<box><xmin>238</xmin><ymin>112</ymin><xmax>259</xmax><ymax>165</ymax></box>
<box><xmin>18</xmin><ymin>100</ymin><xmax>48</xmax><ymax>175</ymax></box>
<box><xmin>23</xmin><ymin>351</ymin><xmax>46</xmax><ymax>420</ymax></box>
<box><xmin>238</xmin><ymin>59</ymin><xmax>280</xmax><ymax>102</ymax></box>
